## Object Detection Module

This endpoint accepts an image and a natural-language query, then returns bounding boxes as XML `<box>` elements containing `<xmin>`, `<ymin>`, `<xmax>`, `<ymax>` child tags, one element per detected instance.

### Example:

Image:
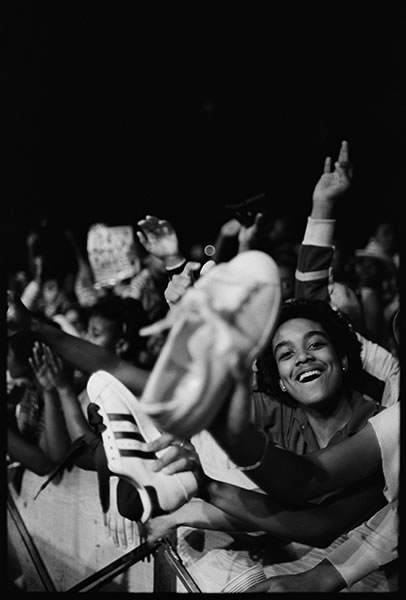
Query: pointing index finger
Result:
<box><xmin>338</xmin><ymin>140</ymin><xmax>349</xmax><ymax>164</ymax></box>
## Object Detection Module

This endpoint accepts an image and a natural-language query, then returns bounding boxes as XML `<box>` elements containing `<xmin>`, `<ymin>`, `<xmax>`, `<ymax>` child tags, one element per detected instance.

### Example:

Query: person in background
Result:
<box><xmin>294</xmin><ymin>140</ymin><xmax>399</xmax><ymax>408</ymax></box>
<box><xmin>7</xmin><ymin>328</ymin><xmax>71</xmax><ymax>477</ymax></box>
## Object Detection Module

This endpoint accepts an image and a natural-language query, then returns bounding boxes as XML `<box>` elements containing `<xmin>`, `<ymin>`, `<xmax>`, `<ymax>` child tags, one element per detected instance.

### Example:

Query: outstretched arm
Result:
<box><xmin>247</xmin><ymin>501</ymin><xmax>398</xmax><ymax>593</ymax></box>
<box><xmin>144</xmin><ymin>472</ymin><xmax>385</xmax><ymax>550</ymax></box>
<box><xmin>30</xmin><ymin>342</ymin><xmax>93</xmax><ymax>444</ymax></box>
<box><xmin>209</xmin><ymin>379</ymin><xmax>398</xmax><ymax>505</ymax></box>
<box><xmin>295</xmin><ymin>140</ymin><xmax>352</xmax><ymax>301</ymax></box>
<box><xmin>7</xmin><ymin>291</ymin><xmax>150</xmax><ymax>396</ymax></box>
<box><xmin>7</xmin><ymin>428</ymin><xmax>55</xmax><ymax>476</ymax></box>
<box><xmin>206</xmin><ymin>475</ymin><xmax>386</xmax><ymax>548</ymax></box>
<box><xmin>144</xmin><ymin>496</ymin><xmax>258</xmax><ymax>545</ymax></box>
<box><xmin>29</xmin><ymin>342</ymin><xmax>72</xmax><ymax>464</ymax></box>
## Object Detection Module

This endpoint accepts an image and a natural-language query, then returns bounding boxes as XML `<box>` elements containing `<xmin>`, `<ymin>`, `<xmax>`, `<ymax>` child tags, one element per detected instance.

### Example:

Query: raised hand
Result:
<box><xmin>219</xmin><ymin>218</ymin><xmax>242</xmax><ymax>238</ymax></box>
<box><xmin>164</xmin><ymin>261</ymin><xmax>201</xmax><ymax>308</ymax></box>
<box><xmin>136</xmin><ymin>215</ymin><xmax>184</xmax><ymax>268</ymax></box>
<box><xmin>312</xmin><ymin>140</ymin><xmax>353</xmax><ymax>217</ymax></box>
<box><xmin>237</xmin><ymin>212</ymin><xmax>268</xmax><ymax>253</ymax></box>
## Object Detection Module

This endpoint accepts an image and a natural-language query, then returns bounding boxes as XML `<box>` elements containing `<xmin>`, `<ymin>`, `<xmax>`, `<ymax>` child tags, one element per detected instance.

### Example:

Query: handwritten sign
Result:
<box><xmin>87</xmin><ymin>223</ymin><xmax>141</xmax><ymax>287</ymax></box>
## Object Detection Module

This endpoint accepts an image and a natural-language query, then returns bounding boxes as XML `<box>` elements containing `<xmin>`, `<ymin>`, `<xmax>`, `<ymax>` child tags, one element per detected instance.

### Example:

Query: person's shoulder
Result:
<box><xmin>251</xmin><ymin>390</ymin><xmax>295</xmax><ymax>421</ymax></box>
<box><xmin>349</xmin><ymin>390</ymin><xmax>383</xmax><ymax>429</ymax></box>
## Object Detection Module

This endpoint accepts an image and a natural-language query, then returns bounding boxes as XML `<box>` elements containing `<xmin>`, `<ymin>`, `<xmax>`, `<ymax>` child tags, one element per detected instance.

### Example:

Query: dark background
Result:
<box><xmin>5</xmin><ymin>3</ymin><xmax>405</xmax><ymax>274</ymax></box>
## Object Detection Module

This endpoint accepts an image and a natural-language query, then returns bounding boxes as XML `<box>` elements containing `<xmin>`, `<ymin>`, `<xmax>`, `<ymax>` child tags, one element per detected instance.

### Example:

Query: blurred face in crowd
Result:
<box><xmin>272</xmin><ymin>317</ymin><xmax>346</xmax><ymax>410</ymax></box>
<box><xmin>374</xmin><ymin>222</ymin><xmax>396</xmax><ymax>255</ymax></box>
<box><xmin>64</xmin><ymin>307</ymin><xmax>87</xmax><ymax>338</ymax></box>
<box><xmin>85</xmin><ymin>315</ymin><xmax>122</xmax><ymax>352</ymax></box>
<box><xmin>42</xmin><ymin>278</ymin><xmax>60</xmax><ymax>304</ymax></box>
<box><xmin>354</xmin><ymin>257</ymin><xmax>382</xmax><ymax>286</ymax></box>
<box><xmin>354</xmin><ymin>258</ymin><xmax>397</xmax><ymax>305</ymax></box>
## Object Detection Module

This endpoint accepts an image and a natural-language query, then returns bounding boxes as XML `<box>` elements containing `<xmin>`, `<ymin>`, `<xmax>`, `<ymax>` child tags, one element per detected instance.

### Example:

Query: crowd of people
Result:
<box><xmin>7</xmin><ymin>141</ymin><xmax>400</xmax><ymax>592</ymax></box>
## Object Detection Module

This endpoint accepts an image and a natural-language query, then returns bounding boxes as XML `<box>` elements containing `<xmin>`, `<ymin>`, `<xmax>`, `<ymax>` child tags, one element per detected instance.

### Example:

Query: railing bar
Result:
<box><xmin>7</xmin><ymin>489</ymin><xmax>57</xmax><ymax>592</ymax></box>
<box><xmin>161</xmin><ymin>538</ymin><xmax>202</xmax><ymax>593</ymax></box>
<box><xmin>65</xmin><ymin>541</ymin><xmax>158</xmax><ymax>592</ymax></box>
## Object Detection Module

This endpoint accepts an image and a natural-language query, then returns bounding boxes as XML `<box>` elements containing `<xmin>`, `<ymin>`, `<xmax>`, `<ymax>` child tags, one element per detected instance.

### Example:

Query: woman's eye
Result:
<box><xmin>308</xmin><ymin>341</ymin><xmax>323</xmax><ymax>350</ymax></box>
<box><xmin>278</xmin><ymin>350</ymin><xmax>292</xmax><ymax>360</ymax></box>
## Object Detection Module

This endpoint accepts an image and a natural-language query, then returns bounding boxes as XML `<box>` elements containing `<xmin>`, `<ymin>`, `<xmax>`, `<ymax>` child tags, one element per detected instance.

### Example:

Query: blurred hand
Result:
<box><xmin>237</xmin><ymin>212</ymin><xmax>268</xmax><ymax>252</ymax></box>
<box><xmin>32</xmin><ymin>256</ymin><xmax>44</xmax><ymax>282</ymax></box>
<box><xmin>312</xmin><ymin>140</ymin><xmax>353</xmax><ymax>215</ymax></box>
<box><xmin>164</xmin><ymin>261</ymin><xmax>201</xmax><ymax>308</ymax></box>
<box><xmin>26</xmin><ymin>230</ymin><xmax>39</xmax><ymax>247</ymax></box>
<box><xmin>219</xmin><ymin>218</ymin><xmax>242</xmax><ymax>238</ymax></box>
<box><xmin>137</xmin><ymin>215</ymin><xmax>183</xmax><ymax>268</ymax></box>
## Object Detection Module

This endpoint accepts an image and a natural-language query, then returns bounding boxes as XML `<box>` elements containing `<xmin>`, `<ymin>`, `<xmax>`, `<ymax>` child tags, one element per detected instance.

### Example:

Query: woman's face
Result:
<box><xmin>272</xmin><ymin>317</ymin><xmax>345</xmax><ymax>409</ymax></box>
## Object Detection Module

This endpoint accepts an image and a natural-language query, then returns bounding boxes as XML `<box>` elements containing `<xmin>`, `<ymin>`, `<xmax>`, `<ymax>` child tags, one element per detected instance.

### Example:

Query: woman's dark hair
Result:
<box><xmin>255</xmin><ymin>298</ymin><xmax>363</xmax><ymax>397</ymax></box>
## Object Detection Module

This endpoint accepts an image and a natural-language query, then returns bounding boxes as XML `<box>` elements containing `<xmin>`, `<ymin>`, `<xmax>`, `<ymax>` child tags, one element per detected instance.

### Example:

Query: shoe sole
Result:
<box><xmin>86</xmin><ymin>371</ymin><xmax>198</xmax><ymax>522</ymax></box>
<box><xmin>138</xmin><ymin>250</ymin><xmax>281</xmax><ymax>438</ymax></box>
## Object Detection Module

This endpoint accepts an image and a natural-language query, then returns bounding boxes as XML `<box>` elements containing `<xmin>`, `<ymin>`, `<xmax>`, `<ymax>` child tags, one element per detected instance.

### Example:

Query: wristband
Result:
<box><xmin>165</xmin><ymin>258</ymin><xmax>187</xmax><ymax>277</ymax></box>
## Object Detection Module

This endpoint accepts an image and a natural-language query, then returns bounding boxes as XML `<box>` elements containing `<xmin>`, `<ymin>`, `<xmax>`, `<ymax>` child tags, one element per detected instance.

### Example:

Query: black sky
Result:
<box><xmin>5</xmin><ymin>3</ymin><xmax>405</xmax><ymax>271</ymax></box>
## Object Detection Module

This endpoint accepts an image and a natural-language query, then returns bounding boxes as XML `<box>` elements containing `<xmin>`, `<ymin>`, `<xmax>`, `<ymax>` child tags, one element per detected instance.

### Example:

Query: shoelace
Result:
<box><xmin>33</xmin><ymin>432</ymin><xmax>100</xmax><ymax>500</ymax></box>
<box><xmin>34</xmin><ymin>403</ymin><xmax>111</xmax><ymax>513</ymax></box>
<box><xmin>140</xmin><ymin>277</ymin><xmax>265</xmax><ymax>339</ymax></box>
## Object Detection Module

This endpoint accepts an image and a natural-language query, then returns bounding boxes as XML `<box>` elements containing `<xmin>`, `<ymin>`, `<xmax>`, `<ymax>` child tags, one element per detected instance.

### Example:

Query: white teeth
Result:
<box><xmin>298</xmin><ymin>370</ymin><xmax>321</xmax><ymax>383</ymax></box>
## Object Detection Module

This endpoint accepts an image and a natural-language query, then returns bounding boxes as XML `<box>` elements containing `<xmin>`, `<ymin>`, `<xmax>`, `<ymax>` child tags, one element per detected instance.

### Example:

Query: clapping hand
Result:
<box><xmin>29</xmin><ymin>343</ymin><xmax>70</xmax><ymax>392</ymax></box>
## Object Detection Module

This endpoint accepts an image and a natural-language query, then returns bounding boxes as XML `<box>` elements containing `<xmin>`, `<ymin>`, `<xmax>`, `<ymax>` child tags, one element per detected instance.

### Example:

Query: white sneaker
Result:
<box><xmin>138</xmin><ymin>250</ymin><xmax>281</xmax><ymax>438</ymax></box>
<box><xmin>86</xmin><ymin>370</ymin><xmax>198</xmax><ymax>523</ymax></box>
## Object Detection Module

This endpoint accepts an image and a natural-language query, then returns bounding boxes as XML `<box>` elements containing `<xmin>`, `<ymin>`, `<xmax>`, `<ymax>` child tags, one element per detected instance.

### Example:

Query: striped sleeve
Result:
<box><xmin>327</xmin><ymin>501</ymin><xmax>398</xmax><ymax>587</ymax></box>
<box><xmin>295</xmin><ymin>244</ymin><xmax>334</xmax><ymax>301</ymax></box>
<box><xmin>295</xmin><ymin>217</ymin><xmax>335</xmax><ymax>301</ymax></box>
